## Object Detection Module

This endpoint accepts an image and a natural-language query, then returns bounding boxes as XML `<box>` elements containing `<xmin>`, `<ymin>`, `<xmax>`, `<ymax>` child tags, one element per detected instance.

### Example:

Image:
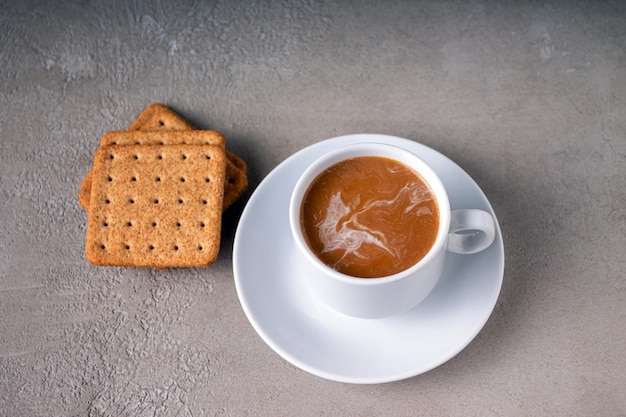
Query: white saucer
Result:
<box><xmin>233</xmin><ymin>134</ymin><xmax>504</xmax><ymax>384</ymax></box>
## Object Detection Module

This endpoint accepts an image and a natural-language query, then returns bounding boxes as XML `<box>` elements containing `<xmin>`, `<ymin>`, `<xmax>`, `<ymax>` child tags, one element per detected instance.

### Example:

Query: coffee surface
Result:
<box><xmin>300</xmin><ymin>156</ymin><xmax>439</xmax><ymax>278</ymax></box>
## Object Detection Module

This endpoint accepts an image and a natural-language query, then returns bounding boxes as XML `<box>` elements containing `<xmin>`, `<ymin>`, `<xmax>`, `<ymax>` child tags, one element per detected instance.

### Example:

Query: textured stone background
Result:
<box><xmin>1</xmin><ymin>0</ymin><xmax>625</xmax><ymax>416</ymax></box>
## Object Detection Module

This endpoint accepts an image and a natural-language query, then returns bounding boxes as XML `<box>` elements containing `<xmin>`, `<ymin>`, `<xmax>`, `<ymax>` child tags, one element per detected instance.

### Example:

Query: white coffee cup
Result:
<box><xmin>289</xmin><ymin>142</ymin><xmax>496</xmax><ymax>319</ymax></box>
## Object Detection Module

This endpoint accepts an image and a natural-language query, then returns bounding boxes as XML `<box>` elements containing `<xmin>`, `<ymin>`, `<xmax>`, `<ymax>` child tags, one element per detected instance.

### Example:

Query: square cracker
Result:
<box><xmin>100</xmin><ymin>130</ymin><xmax>247</xmax><ymax>209</ymax></box>
<box><xmin>79</xmin><ymin>104</ymin><xmax>248</xmax><ymax>211</ymax></box>
<box><xmin>128</xmin><ymin>103</ymin><xmax>247</xmax><ymax>173</ymax></box>
<box><xmin>128</xmin><ymin>103</ymin><xmax>196</xmax><ymax>131</ymax></box>
<box><xmin>86</xmin><ymin>144</ymin><xmax>226</xmax><ymax>268</ymax></box>
<box><xmin>79</xmin><ymin>126</ymin><xmax>224</xmax><ymax>211</ymax></box>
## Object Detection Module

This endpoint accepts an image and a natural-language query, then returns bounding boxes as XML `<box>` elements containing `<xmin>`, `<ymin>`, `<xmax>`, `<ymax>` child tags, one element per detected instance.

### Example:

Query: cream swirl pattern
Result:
<box><xmin>301</xmin><ymin>156</ymin><xmax>439</xmax><ymax>278</ymax></box>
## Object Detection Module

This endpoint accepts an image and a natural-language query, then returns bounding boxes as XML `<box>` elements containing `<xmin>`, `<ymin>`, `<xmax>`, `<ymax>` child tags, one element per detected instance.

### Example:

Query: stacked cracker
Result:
<box><xmin>80</xmin><ymin>104</ymin><xmax>248</xmax><ymax>269</ymax></box>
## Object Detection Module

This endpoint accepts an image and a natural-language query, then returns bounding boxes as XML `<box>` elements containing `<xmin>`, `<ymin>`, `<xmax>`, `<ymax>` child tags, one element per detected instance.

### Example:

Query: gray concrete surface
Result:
<box><xmin>1</xmin><ymin>0</ymin><xmax>625</xmax><ymax>415</ymax></box>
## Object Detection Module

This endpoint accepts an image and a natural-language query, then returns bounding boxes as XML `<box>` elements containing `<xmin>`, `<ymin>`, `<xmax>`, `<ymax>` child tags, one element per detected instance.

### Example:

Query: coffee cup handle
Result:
<box><xmin>446</xmin><ymin>209</ymin><xmax>496</xmax><ymax>254</ymax></box>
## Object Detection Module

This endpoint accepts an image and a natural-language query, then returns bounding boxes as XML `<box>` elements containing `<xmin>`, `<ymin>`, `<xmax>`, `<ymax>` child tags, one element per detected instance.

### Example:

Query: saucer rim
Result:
<box><xmin>233</xmin><ymin>134</ymin><xmax>504</xmax><ymax>384</ymax></box>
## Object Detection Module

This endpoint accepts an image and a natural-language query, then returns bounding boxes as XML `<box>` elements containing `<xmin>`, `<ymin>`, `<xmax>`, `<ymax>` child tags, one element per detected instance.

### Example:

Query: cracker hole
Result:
<box><xmin>200</xmin><ymin>222</ymin><xmax>205</xmax><ymax>228</ymax></box>
<box><xmin>126</xmin><ymin>221</ymin><xmax>132</xmax><ymax>227</ymax></box>
<box><xmin>202</xmin><ymin>199</ymin><xmax>208</xmax><ymax>205</ymax></box>
<box><xmin>157</xmin><ymin>155</ymin><xmax>163</xmax><ymax>160</ymax></box>
<box><xmin>176</xmin><ymin>221</ymin><xmax>182</xmax><ymax>227</ymax></box>
<box><xmin>134</xmin><ymin>141</ymin><xmax>141</xmax><ymax>145</ymax></box>
<box><xmin>133</xmin><ymin>155</ymin><xmax>139</xmax><ymax>160</ymax></box>
<box><xmin>129</xmin><ymin>198</ymin><xmax>135</xmax><ymax>204</ymax></box>
<box><xmin>108</xmin><ymin>154</ymin><xmax>114</xmax><ymax>160</ymax></box>
<box><xmin>111</xmin><ymin>142</ymin><xmax>117</xmax><ymax>145</ymax></box>
<box><xmin>155</xmin><ymin>177</ymin><xmax>161</xmax><ymax>182</ymax></box>
<box><xmin>108</xmin><ymin>176</ymin><xmax>113</xmax><ymax>182</ymax></box>
<box><xmin>158</xmin><ymin>141</ymin><xmax>165</xmax><ymax>145</ymax></box>
<box><xmin>99</xmin><ymin>244</ymin><xmax>106</xmax><ymax>250</ymax></box>
<box><xmin>228</xmin><ymin>178</ymin><xmax>235</xmax><ymax>184</ymax></box>
<box><xmin>205</xmin><ymin>178</ymin><xmax>211</xmax><ymax>183</ymax></box>
<box><xmin>182</xmin><ymin>154</ymin><xmax>188</xmax><ymax>160</ymax></box>
<box><xmin>206</xmin><ymin>155</ymin><xmax>211</xmax><ymax>160</ymax></box>
<box><xmin>148</xmin><ymin>244</ymin><xmax>155</xmax><ymax>250</ymax></box>
<box><xmin>125</xmin><ymin>244</ymin><xmax>130</xmax><ymax>250</ymax></box>
<box><xmin>153</xmin><ymin>198</ymin><xmax>159</xmax><ymax>204</ymax></box>
<box><xmin>178</xmin><ymin>198</ymin><xmax>184</xmax><ymax>204</ymax></box>
<box><xmin>131</xmin><ymin>176</ymin><xmax>137</xmax><ymax>182</ymax></box>
<box><xmin>158</xmin><ymin>120</ymin><xmax>164</xmax><ymax>126</ymax></box>
<box><xmin>105</xmin><ymin>199</ymin><xmax>110</xmax><ymax>204</ymax></box>
<box><xmin>151</xmin><ymin>221</ymin><xmax>157</xmax><ymax>227</ymax></box>
<box><xmin>198</xmin><ymin>245</ymin><xmax>204</xmax><ymax>251</ymax></box>
<box><xmin>102</xmin><ymin>221</ymin><xmax>108</xmax><ymax>227</ymax></box>
<box><xmin>173</xmin><ymin>245</ymin><xmax>179</xmax><ymax>251</ymax></box>
<box><xmin>180</xmin><ymin>177</ymin><xmax>185</xmax><ymax>182</ymax></box>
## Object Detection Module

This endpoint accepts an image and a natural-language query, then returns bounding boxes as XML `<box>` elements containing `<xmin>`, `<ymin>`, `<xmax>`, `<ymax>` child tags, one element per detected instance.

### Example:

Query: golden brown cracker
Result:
<box><xmin>82</xmin><ymin>132</ymin><xmax>246</xmax><ymax>211</ymax></box>
<box><xmin>223</xmin><ymin>160</ymin><xmax>248</xmax><ymax>209</ymax></box>
<box><xmin>81</xmin><ymin>159</ymin><xmax>247</xmax><ymax>211</ymax></box>
<box><xmin>100</xmin><ymin>130</ymin><xmax>226</xmax><ymax>148</ymax></box>
<box><xmin>86</xmin><ymin>144</ymin><xmax>226</xmax><ymax>268</ymax></box>
<box><xmin>127</xmin><ymin>103</ymin><xmax>247</xmax><ymax>174</ymax></box>
<box><xmin>79</xmin><ymin>105</ymin><xmax>248</xmax><ymax>212</ymax></box>
<box><xmin>225</xmin><ymin>150</ymin><xmax>247</xmax><ymax>174</ymax></box>
<box><xmin>128</xmin><ymin>103</ymin><xmax>196</xmax><ymax>131</ymax></box>
<box><xmin>101</xmin><ymin>131</ymin><xmax>248</xmax><ymax>210</ymax></box>
<box><xmin>78</xmin><ymin>172</ymin><xmax>92</xmax><ymax>210</ymax></box>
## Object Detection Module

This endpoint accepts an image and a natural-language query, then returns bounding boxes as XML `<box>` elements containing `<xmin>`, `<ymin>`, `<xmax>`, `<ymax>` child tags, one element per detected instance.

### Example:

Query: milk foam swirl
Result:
<box><xmin>316</xmin><ymin>182</ymin><xmax>434</xmax><ymax>270</ymax></box>
<box><xmin>300</xmin><ymin>155</ymin><xmax>440</xmax><ymax>278</ymax></box>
